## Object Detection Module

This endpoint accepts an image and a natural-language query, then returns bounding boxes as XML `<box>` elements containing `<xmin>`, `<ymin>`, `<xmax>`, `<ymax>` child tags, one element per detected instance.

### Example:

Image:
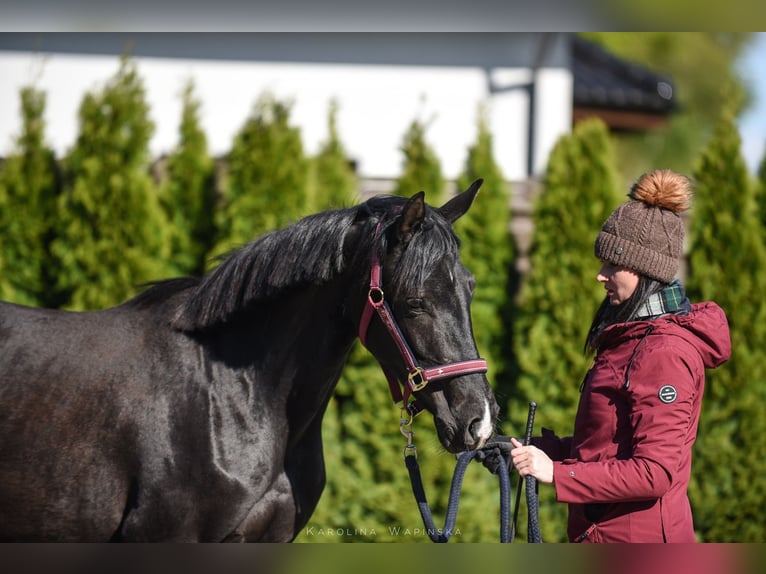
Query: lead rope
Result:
<box><xmin>511</xmin><ymin>401</ymin><xmax>542</xmax><ymax>543</ymax></box>
<box><xmin>401</xmin><ymin>402</ymin><xmax>542</xmax><ymax>543</ymax></box>
<box><xmin>524</xmin><ymin>402</ymin><xmax>542</xmax><ymax>543</ymax></box>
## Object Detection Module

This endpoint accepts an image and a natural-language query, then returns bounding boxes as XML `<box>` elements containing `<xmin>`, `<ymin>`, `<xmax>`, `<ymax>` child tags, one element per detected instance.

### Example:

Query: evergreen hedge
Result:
<box><xmin>454</xmin><ymin>107</ymin><xmax>516</xmax><ymax>393</ymax></box>
<box><xmin>159</xmin><ymin>81</ymin><xmax>216</xmax><ymax>277</ymax></box>
<box><xmin>49</xmin><ymin>57</ymin><xmax>171</xmax><ymax>310</ymax></box>
<box><xmin>392</xmin><ymin>118</ymin><xmax>446</xmax><ymax>204</ymax></box>
<box><xmin>0</xmin><ymin>87</ymin><xmax>60</xmax><ymax>306</ymax></box>
<box><xmin>213</xmin><ymin>92</ymin><xmax>310</xmax><ymax>258</ymax></box>
<box><xmin>311</xmin><ymin>99</ymin><xmax>359</xmax><ymax>211</ymax></box>
<box><xmin>686</xmin><ymin>106</ymin><xmax>766</xmax><ymax>542</ymax></box>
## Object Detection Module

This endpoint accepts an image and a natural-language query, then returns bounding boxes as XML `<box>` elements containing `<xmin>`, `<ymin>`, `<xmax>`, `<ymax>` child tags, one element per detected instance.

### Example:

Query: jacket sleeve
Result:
<box><xmin>532</xmin><ymin>428</ymin><xmax>572</xmax><ymax>461</ymax></box>
<box><xmin>552</xmin><ymin>340</ymin><xmax>703</xmax><ymax>504</ymax></box>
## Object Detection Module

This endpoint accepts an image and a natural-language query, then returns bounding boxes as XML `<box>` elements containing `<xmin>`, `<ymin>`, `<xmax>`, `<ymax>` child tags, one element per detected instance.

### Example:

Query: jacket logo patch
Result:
<box><xmin>658</xmin><ymin>385</ymin><xmax>678</xmax><ymax>404</ymax></box>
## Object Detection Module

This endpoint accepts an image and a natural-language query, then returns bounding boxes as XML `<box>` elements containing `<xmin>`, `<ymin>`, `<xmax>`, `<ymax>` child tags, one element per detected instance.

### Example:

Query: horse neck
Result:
<box><xmin>274</xmin><ymin>279</ymin><xmax>359</xmax><ymax>373</ymax></box>
<box><xmin>300</xmin><ymin>278</ymin><xmax>371</xmax><ymax>437</ymax></box>
<box><xmin>208</xmin><ymin>270</ymin><xmax>361</xmax><ymax>431</ymax></box>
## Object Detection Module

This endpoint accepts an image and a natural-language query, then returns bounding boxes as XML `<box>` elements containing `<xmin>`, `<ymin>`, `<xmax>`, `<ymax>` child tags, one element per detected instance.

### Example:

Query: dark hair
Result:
<box><xmin>584</xmin><ymin>275</ymin><xmax>667</xmax><ymax>354</ymax></box>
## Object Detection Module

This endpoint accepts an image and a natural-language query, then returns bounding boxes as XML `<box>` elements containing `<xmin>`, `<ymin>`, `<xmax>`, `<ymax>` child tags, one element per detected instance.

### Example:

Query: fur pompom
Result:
<box><xmin>629</xmin><ymin>169</ymin><xmax>692</xmax><ymax>213</ymax></box>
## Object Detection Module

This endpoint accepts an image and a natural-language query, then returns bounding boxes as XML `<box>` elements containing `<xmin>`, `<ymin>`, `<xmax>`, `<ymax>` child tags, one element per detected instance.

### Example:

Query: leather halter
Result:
<box><xmin>358</xmin><ymin>221</ymin><xmax>488</xmax><ymax>415</ymax></box>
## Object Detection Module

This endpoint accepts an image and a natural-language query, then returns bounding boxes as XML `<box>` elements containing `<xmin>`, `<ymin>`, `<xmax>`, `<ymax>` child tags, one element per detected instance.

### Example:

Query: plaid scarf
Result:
<box><xmin>635</xmin><ymin>279</ymin><xmax>691</xmax><ymax>320</ymax></box>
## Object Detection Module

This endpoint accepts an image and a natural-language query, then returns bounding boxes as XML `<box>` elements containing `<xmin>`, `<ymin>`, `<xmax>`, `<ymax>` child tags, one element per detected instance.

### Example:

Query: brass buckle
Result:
<box><xmin>408</xmin><ymin>368</ymin><xmax>427</xmax><ymax>392</ymax></box>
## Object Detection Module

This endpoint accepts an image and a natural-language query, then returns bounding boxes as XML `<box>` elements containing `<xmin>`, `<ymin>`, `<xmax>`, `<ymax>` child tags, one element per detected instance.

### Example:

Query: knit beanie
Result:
<box><xmin>594</xmin><ymin>169</ymin><xmax>692</xmax><ymax>283</ymax></box>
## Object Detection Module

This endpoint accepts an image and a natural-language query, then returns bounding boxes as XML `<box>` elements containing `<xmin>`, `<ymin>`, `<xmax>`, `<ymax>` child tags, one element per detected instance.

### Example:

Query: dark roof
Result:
<box><xmin>572</xmin><ymin>35</ymin><xmax>676</xmax><ymax>114</ymax></box>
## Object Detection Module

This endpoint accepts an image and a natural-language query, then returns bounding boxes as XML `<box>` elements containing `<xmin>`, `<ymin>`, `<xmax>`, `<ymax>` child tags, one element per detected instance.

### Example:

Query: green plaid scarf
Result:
<box><xmin>635</xmin><ymin>279</ymin><xmax>691</xmax><ymax>320</ymax></box>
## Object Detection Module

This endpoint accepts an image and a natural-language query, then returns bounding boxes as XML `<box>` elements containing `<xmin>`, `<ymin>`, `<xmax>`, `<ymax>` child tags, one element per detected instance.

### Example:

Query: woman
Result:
<box><xmin>511</xmin><ymin>169</ymin><xmax>731</xmax><ymax>542</ymax></box>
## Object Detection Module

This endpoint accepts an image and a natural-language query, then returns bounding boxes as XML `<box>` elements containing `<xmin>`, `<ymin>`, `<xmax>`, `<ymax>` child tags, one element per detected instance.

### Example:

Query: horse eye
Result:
<box><xmin>405</xmin><ymin>298</ymin><xmax>426</xmax><ymax>315</ymax></box>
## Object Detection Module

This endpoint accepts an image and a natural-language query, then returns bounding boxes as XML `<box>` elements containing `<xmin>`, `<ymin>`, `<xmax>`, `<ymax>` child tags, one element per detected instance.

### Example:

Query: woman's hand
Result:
<box><xmin>510</xmin><ymin>437</ymin><xmax>554</xmax><ymax>484</ymax></box>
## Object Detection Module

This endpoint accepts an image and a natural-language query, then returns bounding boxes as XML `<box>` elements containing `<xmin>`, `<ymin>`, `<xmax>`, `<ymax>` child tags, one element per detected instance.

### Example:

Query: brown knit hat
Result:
<box><xmin>594</xmin><ymin>169</ymin><xmax>692</xmax><ymax>283</ymax></box>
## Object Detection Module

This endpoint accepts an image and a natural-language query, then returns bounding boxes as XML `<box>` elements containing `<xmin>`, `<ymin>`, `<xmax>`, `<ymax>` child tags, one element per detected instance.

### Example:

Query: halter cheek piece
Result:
<box><xmin>358</xmin><ymin>221</ymin><xmax>488</xmax><ymax>416</ymax></box>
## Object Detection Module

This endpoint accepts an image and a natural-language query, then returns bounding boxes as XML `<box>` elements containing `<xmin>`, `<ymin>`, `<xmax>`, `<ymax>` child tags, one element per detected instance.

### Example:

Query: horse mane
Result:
<box><xmin>130</xmin><ymin>195</ymin><xmax>460</xmax><ymax>333</ymax></box>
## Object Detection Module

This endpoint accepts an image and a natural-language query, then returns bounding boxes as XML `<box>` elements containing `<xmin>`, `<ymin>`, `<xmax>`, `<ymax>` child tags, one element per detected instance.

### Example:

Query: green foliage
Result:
<box><xmin>311</xmin><ymin>100</ymin><xmax>359</xmax><ymax>211</ymax></box>
<box><xmin>50</xmin><ymin>57</ymin><xmax>171</xmax><ymax>310</ymax></box>
<box><xmin>581</xmin><ymin>32</ymin><xmax>754</xmax><ymax>180</ymax></box>
<box><xmin>454</xmin><ymin>107</ymin><xmax>516</xmax><ymax>403</ymax></box>
<box><xmin>159</xmin><ymin>81</ymin><xmax>216</xmax><ymax>277</ymax></box>
<box><xmin>213</xmin><ymin>93</ymin><xmax>310</xmax><ymax>257</ymax></box>
<box><xmin>511</xmin><ymin>119</ymin><xmax>622</xmax><ymax>542</ymax></box>
<box><xmin>392</xmin><ymin>119</ymin><xmax>445</xmax><ymax>203</ymax></box>
<box><xmin>686</xmin><ymin>105</ymin><xmax>766</xmax><ymax>542</ymax></box>
<box><xmin>757</xmin><ymin>146</ymin><xmax>766</xmax><ymax>229</ymax></box>
<box><xmin>0</xmin><ymin>87</ymin><xmax>60</xmax><ymax>306</ymax></box>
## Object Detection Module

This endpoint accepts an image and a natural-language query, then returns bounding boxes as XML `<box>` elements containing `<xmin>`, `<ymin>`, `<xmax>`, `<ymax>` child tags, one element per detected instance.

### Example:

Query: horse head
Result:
<box><xmin>357</xmin><ymin>179</ymin><xmax>499</xmax><ymax>453</ymax></box>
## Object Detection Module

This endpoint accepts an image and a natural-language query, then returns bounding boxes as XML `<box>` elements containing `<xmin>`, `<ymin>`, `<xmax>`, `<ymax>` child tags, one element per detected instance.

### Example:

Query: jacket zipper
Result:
<box><xmin>574</xmin><ymin>523</ymin><xmax>597</xmax><ymax>542</ymax></box>
<box><xmin>623</xmin><ymin>325</ymin><xmax>655</xmax><ymax>390</ymax></box>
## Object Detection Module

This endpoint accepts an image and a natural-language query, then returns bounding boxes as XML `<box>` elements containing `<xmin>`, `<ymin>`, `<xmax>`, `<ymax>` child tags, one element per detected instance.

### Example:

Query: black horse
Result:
<box><xmin>0</xmin><ymin>180</ymin><xmax>498</xmax><ymax>542</ymax></box>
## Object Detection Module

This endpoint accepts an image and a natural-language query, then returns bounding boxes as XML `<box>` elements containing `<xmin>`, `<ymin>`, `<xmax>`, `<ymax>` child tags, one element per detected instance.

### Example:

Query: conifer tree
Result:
<box><xmin>0</xmin><ymin>176</ymin><xmax>10</xmax><ymax>300</ymax></box>
<box><xmin>511</xmin><ymin>119</ymin><xmax>622</xmax><ymax>542</ymax></box>
<box><xmin>392</xmin><ymin>118</ymin><xmax>446</xmax><ymax>204</ymax></box>
<box><xmin>686</xmin><ymin>107</ymin><xmax>766</xmax><ymax>542</ymax></box>
<box><xmin>0</xmin><ymin>87</ymin><xmax>60</xmax><ymax>307</ymax></box>
<box><xmin>159</xmin><ymin>80</ymin><xmax>216</xmax><ymax>277</ymax></box>
<box><xmin>454</xmin><ymin>106</ymin><xmax>516</xmax><ymax>395</ymax></box>
<box><xmin>311</xmin><ymin>100</ymin><xmax>359</xmax><ymax>211</ymax></box>
<box><xmin>757</xmin><ymin>145</ymin><xmax>766</xmax><ymax>229</ymax></box>
<box><xmin>50</xmin><ymin>56</ymin><xmax>171</xmax><ymax>310</ymax></box>
<box><xmin>213</xmin><ymin>93</ymin><xmax>309</xmax><ymax>257</ymax></box>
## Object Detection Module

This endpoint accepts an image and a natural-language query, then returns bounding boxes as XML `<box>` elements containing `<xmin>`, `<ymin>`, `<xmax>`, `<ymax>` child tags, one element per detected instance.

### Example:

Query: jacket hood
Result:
<box><xmin>600</xmin><ymin>302</ymin><xmax>731</xmax><ymax>369</ymax></box>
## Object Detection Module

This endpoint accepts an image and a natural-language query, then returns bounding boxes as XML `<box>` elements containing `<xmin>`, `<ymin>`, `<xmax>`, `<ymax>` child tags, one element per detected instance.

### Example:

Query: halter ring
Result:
<box><xmin>368</xmin><ymin>287</ymin><xmax>385</xmax><ymax>307</ymax></box>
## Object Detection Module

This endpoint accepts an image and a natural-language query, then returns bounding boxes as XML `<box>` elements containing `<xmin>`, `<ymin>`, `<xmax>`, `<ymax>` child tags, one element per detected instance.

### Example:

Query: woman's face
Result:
<box><xmin>597</xmin><ymin>261</ymin><xmax>640</xmax><ymax>306</ymax></box>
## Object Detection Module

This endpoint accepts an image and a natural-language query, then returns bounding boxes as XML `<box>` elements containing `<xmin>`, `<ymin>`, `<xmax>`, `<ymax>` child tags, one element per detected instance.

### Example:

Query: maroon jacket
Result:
<box><xmin>535</xmin><ymin>302</ymin><xmax>731</xmax><ymax>543</ymax></box>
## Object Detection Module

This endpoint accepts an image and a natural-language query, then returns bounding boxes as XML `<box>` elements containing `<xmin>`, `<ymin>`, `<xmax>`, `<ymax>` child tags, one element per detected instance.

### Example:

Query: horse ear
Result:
<box><xmin>439</xmin><ymin>178</ymin><xmax>483</xmax><ymax>223</ymax></box>
<box><xmin>398</xmin><ymin>191</ymin><xmax>426</xmax><ymax>243</ymax></box>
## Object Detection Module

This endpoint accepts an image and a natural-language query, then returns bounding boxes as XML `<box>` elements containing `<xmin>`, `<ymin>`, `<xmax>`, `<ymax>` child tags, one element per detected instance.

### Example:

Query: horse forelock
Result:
<box><xmin>352</xmin><ymin>195</ymin><xmax>460</xmax><ymax>291</ymax></box>
<box><xmin>397</xmin><ymin>215</ymin><xmax>459</xmax><ymax>289</ymax></box>
<box><xmin>379</xmin><ymin>204</ymin><xmax>460</xmax><ymax>292</ymax></box>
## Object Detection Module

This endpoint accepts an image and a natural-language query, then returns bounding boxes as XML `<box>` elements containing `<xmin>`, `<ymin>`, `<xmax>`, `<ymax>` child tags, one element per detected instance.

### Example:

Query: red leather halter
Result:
<box><xmin>358</xmin><ymin>223</ymin><xmax>488</xmax><ymax>415</ymax></box>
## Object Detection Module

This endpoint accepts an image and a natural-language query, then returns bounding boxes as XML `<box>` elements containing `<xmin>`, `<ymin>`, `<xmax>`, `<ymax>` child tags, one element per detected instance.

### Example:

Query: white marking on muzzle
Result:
<box><xmin>475</xmin><ymin>399</ymin><xmax>493</xmax><ymax>448</ymax></box>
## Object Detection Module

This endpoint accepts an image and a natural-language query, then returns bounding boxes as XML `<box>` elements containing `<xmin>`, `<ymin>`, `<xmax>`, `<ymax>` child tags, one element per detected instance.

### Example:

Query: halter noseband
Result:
<box><xmin>358</xmin><ymin>220</ymin><xmax>488</xmax><ymax>415</ymax></box>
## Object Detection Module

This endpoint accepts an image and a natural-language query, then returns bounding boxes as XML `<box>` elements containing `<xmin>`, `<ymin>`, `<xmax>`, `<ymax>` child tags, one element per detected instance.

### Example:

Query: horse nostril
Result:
<box><xmin>465</xmin><ymin>418</ymin><xmax>485</xmax><ymax>449</ymax></box>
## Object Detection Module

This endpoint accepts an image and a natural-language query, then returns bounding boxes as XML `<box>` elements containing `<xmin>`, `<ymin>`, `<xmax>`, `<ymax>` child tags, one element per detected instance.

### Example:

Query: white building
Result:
<box><xmin>0</xmin><ymin>33</ymin><xmax>574</xmax><ymax>182</ymax></box>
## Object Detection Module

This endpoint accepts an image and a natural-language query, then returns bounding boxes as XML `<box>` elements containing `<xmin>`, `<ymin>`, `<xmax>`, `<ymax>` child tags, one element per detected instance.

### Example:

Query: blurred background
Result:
<box><xmin>0</xmin><ymin>29</ymin><xmax>765</xmax><ymax>543</ymax></box>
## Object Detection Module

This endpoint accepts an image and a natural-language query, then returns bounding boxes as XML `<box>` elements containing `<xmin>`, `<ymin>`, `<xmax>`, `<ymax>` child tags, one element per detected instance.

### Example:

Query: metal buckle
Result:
<box><xmin>408</xmin><ymin>368</ymin><xmax>427</xmax><ymax>392</ymax></box>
